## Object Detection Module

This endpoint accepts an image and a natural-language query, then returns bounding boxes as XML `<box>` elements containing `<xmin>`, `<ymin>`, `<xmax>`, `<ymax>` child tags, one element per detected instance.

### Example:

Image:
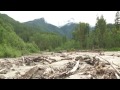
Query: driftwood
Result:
<box><xmin>115</xmin><ymin>73</ymin><xmax>120</xmax><ymax>79</ymax></box>
<box><xmin>43</xmin><ymin>59</ymin><xmax>51</xmax><ymax>64</ymax></box>
<box><xmin>61</xmin><ymin>57</ymin><xmax>73</xmax><ymax>60</ymax></box>
<box><xmin>22</xmin><ymin>56</ymin><xmax>26</xmax><ymax>66</ymax></box>
<box><xmin>112</xmin><ymin>61</ymin><xmax>120</xmax><ymax>68</ymax></box>
<box><xmin>0</xmin><ymin>75</ymin><xmax>6</xmax><ymax>79</ymax></box>
<box><xmin>48</xmin><ymin>71</ymin><xmax>68</xmax><ymax>79</ymax></box>
<box><xmin>83</xmin><ymin>56</ymin><xmax>99</xmax><ymax>66</ymax></box>
<box><xmin>68</xmin><ymin>60</ymin><xmax>80</xmax><ymax>73</ymax></box>
<box><xmin>22</xmin><ymin>56</ymin><xmax>25</xmax><ymax>62</ymax></box>
<box><xmin>0</xmin><ymin>69</ymin><xmax>8</xmax><ymax>74</ymax></box>
<box><xmin>75</xmin><ymin>56</ymin><xmax>83</xmax><ymax>61</ymax></box>
<box><xmin>96</xmin><ymin>55</ymin><xmax>120</xmax><ymax>79</ymax></box>
<box><xmin>49</xmin><ymin>58</ymin><xmax>56</xmax><ymax>62</ymax></box>
<box><xmin>49</xmin><ymin>60</ymin><xmax>80</xmax><ymax>79</ymax></box>
<box><xmin>2</xmin><ymin>51</ymin><xmax>120</xmax><ymax>79</ymax></box>
<box><xmin>19</xmin><ymin>66</ymin><xmax>40</xmax><ymax>79</ymax></box>
<box><xmin>23</xmin><ymin>56</ymin><xmax>53</xmax><ymax>65</ymax></box>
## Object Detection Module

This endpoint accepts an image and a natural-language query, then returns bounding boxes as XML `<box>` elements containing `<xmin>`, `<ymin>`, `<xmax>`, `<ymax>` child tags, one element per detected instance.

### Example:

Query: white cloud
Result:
<box><xmin>0</xmin><ymin>11</ymin><xmax>117</xmax><ymax>26</ymax></box>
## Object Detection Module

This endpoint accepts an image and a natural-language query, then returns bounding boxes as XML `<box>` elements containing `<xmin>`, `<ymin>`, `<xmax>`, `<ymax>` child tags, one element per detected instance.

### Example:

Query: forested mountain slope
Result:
<box><xmin>24</xmin><ymin>18</ymin><xmax>79</xmax><ymax>38</ymax></box>
<box><xmin>59</xmin><ymin>23</ymin><xmax>77</xmax><ymax>38</ymax></box>
<box><xmin>0</xmin><ymin>13</ymin><xmax>66</xmax><ymax>57</ymax></box>
<box><xmin>24</xmin><ymin>18</ymin><xmax>64</xmax><ymax>35</ymax></box>
<box><xmin>0</xmin><ymin>11</ymin><xmax>120</xmax><ymax>58</ymax></box>
<box><xmin>0</xmin><ymin>16</ymin><xmax>39</xmax><ymax>57</ymax></box>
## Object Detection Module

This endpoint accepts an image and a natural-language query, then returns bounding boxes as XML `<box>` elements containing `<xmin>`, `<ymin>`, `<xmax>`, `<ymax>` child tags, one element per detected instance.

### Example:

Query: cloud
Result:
<box><xmin>0</xmin><ymin>11</ymin><xmax>117</xmax><ymax>26</ymax></box>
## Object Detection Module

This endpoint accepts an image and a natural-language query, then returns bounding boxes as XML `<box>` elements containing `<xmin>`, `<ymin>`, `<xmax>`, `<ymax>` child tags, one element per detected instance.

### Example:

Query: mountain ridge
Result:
<box><xmin>24</xmin><ymin>18</ymin><xmax>78</xmax><ymax>38</ymax></box>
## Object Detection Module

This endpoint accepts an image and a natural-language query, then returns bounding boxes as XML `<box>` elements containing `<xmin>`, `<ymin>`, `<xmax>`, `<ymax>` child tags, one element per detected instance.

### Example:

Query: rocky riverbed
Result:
<box><xmin>0</xmin><ymin>51</ymin><xmax>120</xmax><ymax>79</ymax></box>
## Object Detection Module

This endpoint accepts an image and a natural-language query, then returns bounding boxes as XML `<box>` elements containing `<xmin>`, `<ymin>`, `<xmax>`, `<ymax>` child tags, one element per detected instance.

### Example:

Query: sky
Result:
<box><xmin>0</xmin><ymin>11</ymin><xmax>117</xmax><ymax>27</ymax></box>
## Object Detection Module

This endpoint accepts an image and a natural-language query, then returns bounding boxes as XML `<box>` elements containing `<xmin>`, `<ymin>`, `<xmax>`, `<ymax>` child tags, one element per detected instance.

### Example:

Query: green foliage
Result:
<box><xmin>24</xmin><ymin>18</ymin><xmax>63</xmax><ymax>35</ymax></box>
<box><xmin>0</xmin><ymin>44</ymin><xmax>22</xmax><ymax>57</ymax></box>
<box><xmin>58</xmin><ymin>40</ymin><xmax>80</xmax><ymax>50</ymax></box>
<box><xmin>54</xmin><ymin>47</ymin><xmax>63</xmax><ymax>52</ymax></box>
<box><xmin>0</xmin><ymin>15</ymin><xmax>40</xmax><ymax>58</ymax></box>
<box><xmin>0</xmin><ymin>13</ymin><xmax>69</xmax><ymax>58</ymax></box>
<box><xmin>72</xmin><ymin>12</ymin><xmax>120</xmax><ymax>51</ymax></box>
<box><xmin>60</xmin><ymin>23</ymin><xmax>77</xmax><ymax>38</ymax></box>
<box><xmin>73</xmin><ymin>22</ymin><xmax>90</xmax><ymax>49</ymax></box>
<box><xmin>94</xmin><ymin>15</ymin><xmax>107</xmax><ymax>48</ymax></box>
<box><xmin>115</xmin><ymin>11</ymin><xmax>120</xmax><ymax>30</ymax></box>
<box><xmin>105</xmin><ymin>47</ymin><xmax>120</xmax><ymax>51</ymax></box>
<box><xmin>1</xmin><ymin>11</ymin><xmax>120</xmax><ymax>58</ymax></box>
<box><xmin>26</xmin><ymin>43</ymin><xmax>39</xmax><ymax>53</ymax></box>
<box><xmin>29</xmin><ymin>33</ymin><xmax>65</xmax><ymax>51</ymax></box>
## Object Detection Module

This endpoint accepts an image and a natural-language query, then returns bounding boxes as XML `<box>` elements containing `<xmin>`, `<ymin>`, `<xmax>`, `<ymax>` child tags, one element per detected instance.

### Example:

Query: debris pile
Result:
<box><xmin>0</xmin><ymin>52</ymin><xmax>120</xmax><ymax>79</ymax></box>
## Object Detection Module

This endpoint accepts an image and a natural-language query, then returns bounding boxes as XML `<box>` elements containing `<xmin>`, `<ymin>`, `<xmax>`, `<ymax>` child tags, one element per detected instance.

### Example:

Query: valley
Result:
<box><xmin>0</xmin><ymin>11</ymin><xmax>120</xmax><ymax>79</ymax></box>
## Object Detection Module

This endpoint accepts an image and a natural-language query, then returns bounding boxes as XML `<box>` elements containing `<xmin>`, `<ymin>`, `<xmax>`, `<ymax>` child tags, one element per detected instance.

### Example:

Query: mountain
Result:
<box><xmin>0</xmin><ymin>13</ymin><xmax>95</xmax><ymax>39</ymax></box>
<box><xmin>60</xmin><ymin>22</ymin><xmax>77</xmax><ymax>38</ymax></box>
<box><xmin>0</xmin><ymin>13</ymin><xmax>97</xmax><ymax>58</ymax></box>
<box><xmin>24</xmin><ymin>18</ymin><xmax>64</xmax><ymax>35</ymax></box>
<box><xmin>0</xmin><ymin>13</ymin><xmax>65</xmax><ymax>56</ymax></box>
<box><xmin>24</xmin><ymin>18</ymin><xmax>78</xmax><ymax>38</ymax></box>
<box><xmin>0</xmin><ymin>15</ymin><xmax>39</xmax><ymax>57</ymax></box>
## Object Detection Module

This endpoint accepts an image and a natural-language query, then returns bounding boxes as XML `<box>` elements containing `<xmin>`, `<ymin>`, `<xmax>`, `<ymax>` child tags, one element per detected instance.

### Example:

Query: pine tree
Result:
<box><xmin>95</xmin><ymin>15</ymin><xmax>107</xmax><ymax>48</ymax></box>
<box><xmin>115</xmin><ymin>11</ymin><xmax>120</xmax><ymax>30</ymax></box>
<box><xmin>73</xmin><ymin>22</ymin><xmax>89</xmax><ymax>49</ymax></box>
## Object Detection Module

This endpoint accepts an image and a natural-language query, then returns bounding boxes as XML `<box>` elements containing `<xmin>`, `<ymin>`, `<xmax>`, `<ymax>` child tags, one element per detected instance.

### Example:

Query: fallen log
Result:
<box><xmin>18</xmin><ymin>66</ymin><xmax>40</xmax><ymax>79</ymax></box>
<box><xmin>48</xmin><ymin>60</ymin><xmax>80</xmax><ymax>79</ymax></box>
<box><xmin>22</xmin><ymin>56</ymin><xmax>24</xmax><ymax>62</ymax></box>
<box><xmin>48</xmin><ymin>58</ymin><xmax>56</xmax><ymax>63</ymax></box>
<box><xmin>22</xmin><ymin>57</ymin><xmax>26</xmax><ymax>66</ymax></box>
<box><xmin>68</xmin><ymin>60</ymin><xmax>80</xmax><ymax>73</ymax></box>
<box><xmin>112</xmin><ymin>61</ymin><xmax>120</xmax><ymax>68</ymax></box>
<box><xmin>43</xmin><ymin>59</ymin><xmax>52</xmax><ymax>64</ymax></box>
<box><xmin>48</xmin><ymin>71</ymin><xmax>68</xmax><ymax>79</ymax></box>
<box><xmin>96</xmin><ymin>55</ymin><xmax>120</xmax><ymax>79</ymax></box>
<box><xmin>61</xmin><ymin>57</ymin><xmax>73</xmax><ymax>60</ymax></box>
<box><xmin>115</xmin><ymin>73</ymin><xmax>120</xmax><ymax>79</ymax></box>
<box><xmin>75</xmin><ymin>56</ymin><xmax>83</xmax><ymax>61</ymax></box>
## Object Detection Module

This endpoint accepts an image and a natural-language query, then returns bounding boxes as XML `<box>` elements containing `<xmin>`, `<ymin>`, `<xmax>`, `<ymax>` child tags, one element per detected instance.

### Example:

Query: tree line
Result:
<box><xmin>62</xmin><ymin>11</ymin><xmax>120</xmax><ymax>51</ymax></box>
<box><xmin>0</xmin><ymin>11</ymin><xmax>120</xmax><ymax>58</ymax></box>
